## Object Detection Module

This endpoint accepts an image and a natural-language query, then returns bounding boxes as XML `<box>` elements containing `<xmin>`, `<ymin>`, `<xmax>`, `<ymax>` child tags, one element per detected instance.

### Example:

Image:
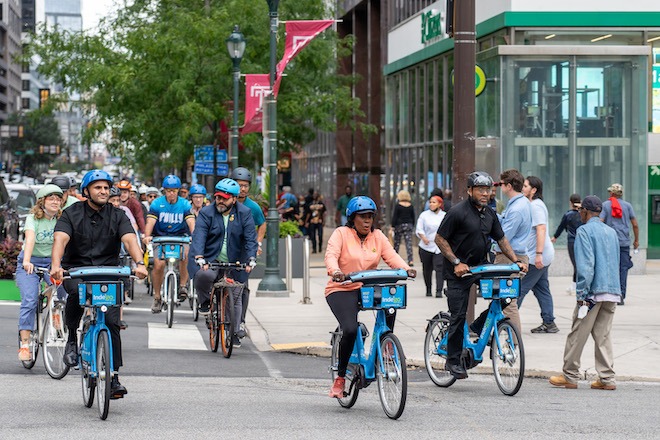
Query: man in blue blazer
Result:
<box><xmin>189</xmin><ymin>178</ymin><xmax>258</xmax><ymax>347</ymax></box>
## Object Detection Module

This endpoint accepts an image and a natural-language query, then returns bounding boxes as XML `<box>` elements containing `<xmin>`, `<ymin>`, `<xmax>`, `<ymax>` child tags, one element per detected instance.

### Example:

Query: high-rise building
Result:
<box><xmin>0</xmin><ymin>0</ymin><xmax>24</xmax><ymax>122</ymax></box>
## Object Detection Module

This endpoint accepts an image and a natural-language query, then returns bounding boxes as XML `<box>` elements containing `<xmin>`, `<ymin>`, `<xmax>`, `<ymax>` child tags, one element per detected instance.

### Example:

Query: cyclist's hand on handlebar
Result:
<box><xmin>406</xmin><ymin>268</ymin><xmax>416</xmax><ymax>278</ymax></box>
<box><xmin>332</xmin><ymin>270</ymin><xmax>345</xmax><ymax>283</ymax></box>
<box><xmin>454</xmin><ymin>262</ymin><xmax>470</xmax><ymax>277</ymax></box>
<box><xmin>245</xmin><ymin>258</ymin><xmax>256</xmax><ymax>274</ymax></box>
<box><xmin>142</xmin><ymin>235</ymin><xmax>153</xmax><ymax>245</ymax></box>
<box><xmin>196</xmin><ymin>258</ymin><xmax>207</xmax><ymax>267</ymax></box>
<box><xmin>516</xmin><ymin>261</ymin><xmax>529</xmax><ymax>273</ymax></box>
<box><xmin>50</xmin><ymin>266</ymin><xmax>64</xmax><ymax>281</ymax></box>
<box><xmin>134</xmin><ymin>264</ymin><xmax>148</xmax><ymax>279</ymax></box>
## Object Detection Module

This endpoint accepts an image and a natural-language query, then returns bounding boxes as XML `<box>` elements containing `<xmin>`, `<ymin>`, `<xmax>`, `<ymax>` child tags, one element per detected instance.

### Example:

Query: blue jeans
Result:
<box><xmin>517</xmin><ymin>265</ymin><xmax>555</xmax><ymax>324</ymax></box>
<box><xmin>619</xmin><ymin>247</ymin><xmax>633</xmax><ymax>299</ymax></box>
<box><xmin>15</xmin><ymin>252</ymin><xmax>61</xmax><ymax>332</ymax></box>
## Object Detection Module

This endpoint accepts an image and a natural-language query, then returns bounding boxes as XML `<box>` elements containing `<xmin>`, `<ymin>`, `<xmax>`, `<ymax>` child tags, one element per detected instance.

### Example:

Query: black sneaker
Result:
<box><xmin>178</xmin><ymin>286</ymin><xmax>188</xmax><ymax>302</ymax></box>
<box><xmin>232</xmin><ymin>335</ymin><xmax>242</xmax><ymax>348</ymax></box>
<box><xmin>198</xmin><ymin>302</ymin><xmax>210</xmax><ymax>315</ymax></box>
<box><xmin>531</xmin><ymin>322</ymin><xmax>559</xmax><ymax>333</ymax></box>
<box><xmin>445</xmin><ymin>363</ymin><xmax>468</xmax><ymax>379</ymax></box>
<box><xmin>63</xmin><ymin>341</ymin><xmax>78</xmax><ymax>367</ymax></box>
<box><xmin>110</xmin><ymin>376</ymin><xmax>127</xmax><ymax>399</ymax></box>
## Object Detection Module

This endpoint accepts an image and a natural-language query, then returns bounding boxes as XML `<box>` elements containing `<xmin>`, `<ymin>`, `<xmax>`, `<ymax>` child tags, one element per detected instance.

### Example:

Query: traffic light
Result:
<box><xmin>39</xmin><ymin>88</ymin><xmax>50</xmax><ymax>108</ymax></box>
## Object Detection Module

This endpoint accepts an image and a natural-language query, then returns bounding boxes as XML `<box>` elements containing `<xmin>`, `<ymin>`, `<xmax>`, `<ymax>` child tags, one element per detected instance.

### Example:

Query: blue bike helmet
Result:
<box><xmin>162</xmin><ymin>174</ymin><xmax>182</xmax><ymax>189</ymax></box>
<box><xmin>346</xmin><ymin>196</ymin><xmax>377</xmax><ymax>218</ymax></box>
<box><xmin>214</xmin><ymin>178</ymin><xmax>240</xmax><ymax>197</ymax></box>
<box><xmin>80</xmin><ymin>170</ymin><xmax>114</xmax><ymax>196</ymax></box>
<box><xmin>189</xmin><ymin>183</ymin><xmax>207</xmax><ymax>196</ymax></box>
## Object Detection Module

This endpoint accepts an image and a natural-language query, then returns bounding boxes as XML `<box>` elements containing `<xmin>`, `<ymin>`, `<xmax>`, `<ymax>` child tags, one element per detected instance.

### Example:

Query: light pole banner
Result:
<box><xmin>242</xmin><ymin>74</ymin><xmax>270</xmax><ymax>133</ymax></box>
<box><xmin>274</xmin><ymin>20</ymin><xmax>334</xmax><ymax>94</ymax></box>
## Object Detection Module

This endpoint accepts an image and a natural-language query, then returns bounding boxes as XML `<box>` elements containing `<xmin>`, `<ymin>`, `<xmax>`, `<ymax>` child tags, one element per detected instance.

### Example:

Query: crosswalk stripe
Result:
<box><xmin>148</xmin><ymin>322</ymin><xmax>208</xmax><ymax>351</ymax></box>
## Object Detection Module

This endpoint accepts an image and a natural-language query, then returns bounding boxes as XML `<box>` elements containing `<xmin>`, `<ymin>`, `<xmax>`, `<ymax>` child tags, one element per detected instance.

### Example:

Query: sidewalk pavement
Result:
<box><xmin>245</xmin><ymin>249</ymin><xmax>660</xmax><ymax>383</ymax></box>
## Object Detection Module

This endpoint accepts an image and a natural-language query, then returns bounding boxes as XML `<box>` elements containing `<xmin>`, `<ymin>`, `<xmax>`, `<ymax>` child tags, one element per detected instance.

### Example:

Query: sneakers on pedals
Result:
<box><xmin>236</xmin><ymin>323</ymin><xmax>247</xmax><ymax>339</ymax></box>
<box><xmin>178</xmin><ymin>286</ymin><xmax>188</xmax><ymax>302</ymax></box>
<box><xmin>151</xmin><ymin>298</ymin><xmax>162</xmax><ymax>314</ymax></box>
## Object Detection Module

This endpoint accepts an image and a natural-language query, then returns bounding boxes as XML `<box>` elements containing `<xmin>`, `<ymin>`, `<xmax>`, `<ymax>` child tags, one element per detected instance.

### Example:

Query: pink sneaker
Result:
<box><xmin>329</xmin><ymin>377</ymin><xmax>345</xmax><ymax>398</ymax></box>
<box><xmin>18</xmin><ymin>344</ymin><xmax>31</xmax><ymax>362</ymax></box>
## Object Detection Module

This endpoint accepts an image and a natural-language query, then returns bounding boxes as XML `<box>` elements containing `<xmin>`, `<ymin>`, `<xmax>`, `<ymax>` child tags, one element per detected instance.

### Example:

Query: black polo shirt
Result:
<box><xmin>55</xmin><ymin>201</ymin><xmax>135</xmax><ymax>269</ymax></box>
<box><xmin>437</xmin><ymin>199</ymin><xmax>505</xmax><ymax>278</ymax></box>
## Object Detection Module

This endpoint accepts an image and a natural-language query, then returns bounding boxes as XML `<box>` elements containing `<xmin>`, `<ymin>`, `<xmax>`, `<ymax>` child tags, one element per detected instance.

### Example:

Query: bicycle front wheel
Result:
<box><xmin>81</xmin><ymin>348</ymin><xmax>95</xmax><ymax>408</ymax></box>
<box><xmin>209</xmin><ymin>289</ymin><xmax>220</xmax><ymax>352</ymax></box>
<box><xmin>166</xmin><ymin>273</ymin><xmax>176</xmax><ymax>328</ymax></box>
<box><xmin>220</xmin><ymin>288</ymin><xmax>235</xmax><ymax>358</ymax></box>
<box><xmin>424</xmin><ymin>316</ymin><xmax>456</xmax><ymax>387</ymax></box>
<box><xmin>377</xmin><ymin>332</ymin><xmax>407</xmax><ymax>420</ymax></box>
<box><xmin>43</xmin><ymin>306</ymin><xmax>70</xmax><ymax>380</ymax></box>
<box><xmin>491</xmin><ymin>320</ymin><xmax>525</xmax><ymax>396</ymax></box>
<box><xmin>96</xmin><ymin>331</ymin><xmax>112</xmax><ymax>420</ymax></box>
<box><xmin>330</xmin><ymin>329</ymin><xmax>359</xmax><ymax>408</ymax></box>
<box><xmin>190</xmin><ymin>279</ymin><xmax>198</xmax><ymax>322</ymax></box>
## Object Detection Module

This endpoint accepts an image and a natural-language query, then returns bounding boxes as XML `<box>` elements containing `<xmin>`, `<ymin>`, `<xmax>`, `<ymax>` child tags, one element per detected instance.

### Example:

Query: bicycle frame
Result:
<box><xmin>79</xmin><ymin>307</ymin><xmax>114</xmax><ymax>379</ymax></box>
<box><xmin>349</xmin><ymin>309</ymin><xmax>391</xmax><ymax>381</ymax></box>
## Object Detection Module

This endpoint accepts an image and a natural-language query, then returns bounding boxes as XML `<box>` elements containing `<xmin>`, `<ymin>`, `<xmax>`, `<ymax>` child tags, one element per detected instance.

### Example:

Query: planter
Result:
<box><xmin>0</xmin><ymin>279</ymin><xmax>20</xmax><ymax>301</ymax></box>
<box><xmin>251</xmin><ymin>237</ymin><xmax>305</xmax><ymax>279</ymax></box>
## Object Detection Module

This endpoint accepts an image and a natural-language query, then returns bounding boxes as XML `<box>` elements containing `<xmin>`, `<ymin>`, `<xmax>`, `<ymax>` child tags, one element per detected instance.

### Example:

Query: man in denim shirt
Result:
<box><xmin>550</xmin><ymin>196</ymin><xmax>621</xmax><ymax>391</ymax></box>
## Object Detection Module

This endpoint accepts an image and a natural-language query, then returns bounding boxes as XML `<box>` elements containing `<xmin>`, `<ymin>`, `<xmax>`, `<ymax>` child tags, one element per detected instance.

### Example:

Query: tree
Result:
<box><xmin>6</xmin><ymin>110</ymin><xmax>64</xmax><ymax>176</ymax></box>
<box><xmin>24</xmin><ymin>0</ymin><xmax>368</xmax><ymax>179</ymax></box>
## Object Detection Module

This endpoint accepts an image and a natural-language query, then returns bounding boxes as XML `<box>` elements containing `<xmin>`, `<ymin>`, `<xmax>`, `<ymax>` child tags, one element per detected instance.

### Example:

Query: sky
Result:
<box><xmin>81</xmin><ymin>0</ymin><xmax>117</xmax><ymax>31</ymax></box>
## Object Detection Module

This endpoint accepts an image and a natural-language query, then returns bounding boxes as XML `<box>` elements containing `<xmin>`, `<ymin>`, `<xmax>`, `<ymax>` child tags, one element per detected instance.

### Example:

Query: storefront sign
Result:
<box><xmin>421</xmin><ymin>9</ymin><xmax>445</xmax><ymax>45</ymax></box>
<box><xmin>451</xmin><ymin>65</ymin><xmax>487</xmax><ymax>97</ymax></box>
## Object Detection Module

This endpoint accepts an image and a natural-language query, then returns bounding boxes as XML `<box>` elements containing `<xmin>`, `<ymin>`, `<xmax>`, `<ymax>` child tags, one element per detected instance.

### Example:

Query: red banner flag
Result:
<box><xmin>242</xmin><ymin>74</ymin><xmax>270</xmax><ymax>134</ymax></box>
<box><xmin>274</xmin><ymin>20</ymin><xmax>334</xmax><ymax>95</ymax></box>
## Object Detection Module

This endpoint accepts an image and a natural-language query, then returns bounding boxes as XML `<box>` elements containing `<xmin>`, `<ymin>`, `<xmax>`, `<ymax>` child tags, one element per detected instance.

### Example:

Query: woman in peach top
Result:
<box><xmin>324</xmin><ymin>196</ymin><xmax>416</xmax><ymax>398</ymax></box>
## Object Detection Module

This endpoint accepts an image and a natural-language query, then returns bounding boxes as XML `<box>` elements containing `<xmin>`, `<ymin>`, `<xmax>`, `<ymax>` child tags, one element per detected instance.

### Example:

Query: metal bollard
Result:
<box><xmin>285</xmin><ymin>234</ymin><xmax>293</xmax><ymax>293</ymax></box>
<box><xmin>301</xmin><ymin>237</ymin><xmax>312</xmax><ymax>304</ymax></box>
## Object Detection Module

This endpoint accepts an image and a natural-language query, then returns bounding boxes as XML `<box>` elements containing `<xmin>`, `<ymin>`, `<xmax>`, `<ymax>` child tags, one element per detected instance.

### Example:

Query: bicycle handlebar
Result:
<box><xmin>205</xmin><ymin>261</ymin><xmax>247</xmax><ymax>271</ymax></box>
<box><xmin>460</xmin><ymin>263</ymin><xmax>522</xmax><ymax>278</ymax></box>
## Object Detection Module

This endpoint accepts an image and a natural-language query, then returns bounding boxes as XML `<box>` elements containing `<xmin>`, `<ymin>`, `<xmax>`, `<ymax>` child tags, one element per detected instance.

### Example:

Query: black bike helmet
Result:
<box><xmin>230</xmin><ymin>167</ymin><xmax>252</xmax><ymax>182</ymax></box>
<box><xmin>50</xmin><ymin>175</ymin><xmax>71</xmax><ymax>192</ymax></box>
<box><xmin>109</xmin><ymin>187</ymin><xmax>121</xmax><ymax>197</ymax></box>
<box><xmin>467</xmin><ymin>171</ymin><xmax>494</xmax><ymax>188</ymax></box>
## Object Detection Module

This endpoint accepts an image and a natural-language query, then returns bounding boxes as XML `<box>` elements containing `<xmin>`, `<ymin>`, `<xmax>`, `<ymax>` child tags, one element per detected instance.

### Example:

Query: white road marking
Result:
<box><xmin>148</xmin><ymin>322</ymin><xmax>208</xmax><ymax>351</ymax></box>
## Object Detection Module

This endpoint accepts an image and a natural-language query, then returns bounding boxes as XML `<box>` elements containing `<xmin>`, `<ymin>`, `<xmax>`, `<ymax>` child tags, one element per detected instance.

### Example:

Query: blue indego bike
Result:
<box><xmin>69</xmin><ymin>266</ymin><xmax>133</xmax><ymax>420</ymax></box>
<box><xmin>424</xmin><ymin>264</ymin><xmax>525</xmax><ymax>396</ymax></box>
<box><xmin>152</xmin><ymin>236</ymin><xmax>194</xmax><ymax>327</ymax></box>
<box><xmin>329</xmin><ymin>269</ymin><xmax>411</xmax><ymax>419</ymax></box>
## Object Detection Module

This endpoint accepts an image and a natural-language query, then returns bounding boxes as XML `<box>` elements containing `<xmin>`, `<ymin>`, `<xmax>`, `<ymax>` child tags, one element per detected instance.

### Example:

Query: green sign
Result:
<box><xmin>451</xmin><ymin>65</ymin><xmax>487</xmax><ymax>97</ymax></box>
<box><xmin>421</xmin><ymin>10</ymin><xmax>444</xmax><ymax>44</ymax></box>
<box><xmin>649</xmin><ymin>165</ymin><xmax>660</xmax><ymax>190</ymax></box>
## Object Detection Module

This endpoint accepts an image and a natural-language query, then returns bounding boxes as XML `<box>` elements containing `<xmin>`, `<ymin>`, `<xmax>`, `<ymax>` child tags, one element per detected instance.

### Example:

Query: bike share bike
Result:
<box><xmin>424</xmin><ymin>263</ymin><xmax>525</xmax><ymax>396</ymax></box>
<box><xmin>68</xmin><ymin>266</ymin><xmax>134</xmax><ymax>420</ymax></box>
<box><xmin>329</xmin><ymin>269</ymin><xmax>411</xmax><ymax>419</ymax></box>
<box><xmin>152</xmin><ymin>236</ymin><xmax>197</xmax><ymax>326</ymax></box>
<box><xmin>204</xmin><ymin>261</ymin><xmax>245</xmax><ymax>358</ymax></box>
<box><xmin>19</xmin><ymin>267</ymin><xmax>70</xmax><ymax>379</ymax></box>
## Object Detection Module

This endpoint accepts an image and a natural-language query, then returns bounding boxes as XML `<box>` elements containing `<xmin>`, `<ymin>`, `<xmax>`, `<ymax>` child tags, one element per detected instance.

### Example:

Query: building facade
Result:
<box><xmin>0</xmin><ymin>0</ymin><xmax>23</xmax><ymax>121</ymax></box>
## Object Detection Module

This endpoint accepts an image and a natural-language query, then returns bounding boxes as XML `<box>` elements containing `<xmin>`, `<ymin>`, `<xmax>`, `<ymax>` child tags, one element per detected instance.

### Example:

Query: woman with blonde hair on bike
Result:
<box><xmin>325</xmin><ymin>196</ymin><xmax>415</xmax><ymax>398</ymax></box>
<box><xmin>16</xmin><ymin>184</ymin><xmax>64</xmax><ymax>361</ymax></box>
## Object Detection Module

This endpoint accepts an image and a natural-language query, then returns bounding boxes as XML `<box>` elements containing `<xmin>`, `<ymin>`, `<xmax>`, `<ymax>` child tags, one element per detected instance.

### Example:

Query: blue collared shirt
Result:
<box><xmin>574</xmin><ymin>217</ymin><xmax>621</xmax><ymax>301</ymax></box>
<box><xmin>493</xmin><ymin>193</ymin><xmax>532</xmax><ymax>255</ymax></box>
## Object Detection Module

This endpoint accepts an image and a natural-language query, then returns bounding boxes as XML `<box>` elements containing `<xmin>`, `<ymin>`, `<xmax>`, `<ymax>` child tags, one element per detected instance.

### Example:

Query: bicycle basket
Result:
<box><xmin>78</xmin><ymin>281</ymin><xmax>124</xmax><ymax>306</ymax></box>
<box><xmin>158</xmin><ymin>243</ymin><xmax>183</xmax><ymax>260</ymax></box>
<box><xmin>479</xmin><ymin>277</ymin><xmax>519</xmax><ymax>299</ymax></box>
<box><xmin>360</xmin><ymin>284</ymin><xmax>407</xmax><ymax>310</ymax></box>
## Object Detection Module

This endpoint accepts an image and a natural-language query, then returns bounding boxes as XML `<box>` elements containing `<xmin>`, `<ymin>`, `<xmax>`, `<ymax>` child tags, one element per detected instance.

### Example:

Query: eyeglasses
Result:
<box><xmin>44</xmin><ymin>194</ymin><xmax>62</xmax><ymax>201</ymax></box>
<box><xmin>238</xmin><ymin>183</ymin><xmax>250</xmax><ymax>189</ymax></box>
<box><xmin>147</xmin><ymin>195</ymin><xmax>157</xmax><ymax>199</ymax></box>
<box><xmin>164</xmin><ymin>189</ymin><xmax>178</xmax><ymax>193</ymax></box>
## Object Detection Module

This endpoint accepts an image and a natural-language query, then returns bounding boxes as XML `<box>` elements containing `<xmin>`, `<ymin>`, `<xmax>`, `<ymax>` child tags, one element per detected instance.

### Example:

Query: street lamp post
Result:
<box><xmin>257</xmin><ymin>0</ymin><xmax>287</xmax><ymax>296</ymax></box>
<box><xmin>226</xmin><ymin>25</ymin><xmax>246</xmax><ymax>170</ymax></box>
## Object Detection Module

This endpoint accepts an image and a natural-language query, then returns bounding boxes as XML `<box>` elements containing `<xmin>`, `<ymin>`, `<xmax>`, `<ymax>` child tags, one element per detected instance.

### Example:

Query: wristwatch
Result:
<box><xmin>451</xmin><ymin>257</ymin><xmax>461</xmax><ymax>266</ymax></box>
<box><xmin>135</xmin><ymin>261</ymin><xmax>145</xmax><ymax>266</ymax></box>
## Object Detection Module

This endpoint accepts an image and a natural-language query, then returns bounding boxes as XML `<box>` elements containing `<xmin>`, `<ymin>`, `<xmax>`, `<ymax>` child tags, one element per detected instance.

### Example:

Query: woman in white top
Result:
<box><xmin>415</xmin><ymin>195</ymin><xmax>446</xmax><ymax>297</ymax></box>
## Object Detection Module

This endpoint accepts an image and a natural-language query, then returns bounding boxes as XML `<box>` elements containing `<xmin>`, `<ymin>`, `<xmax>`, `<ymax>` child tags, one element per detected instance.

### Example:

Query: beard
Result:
<box><xmin>216</xmin><ymin>201</ymin><xmax>233</xmax><ymax>214</ymax></box>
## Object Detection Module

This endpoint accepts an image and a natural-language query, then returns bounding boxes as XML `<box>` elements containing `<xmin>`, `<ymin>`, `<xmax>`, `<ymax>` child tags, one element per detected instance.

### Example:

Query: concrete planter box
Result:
<box><xmin>251</xmin><ymin>237</ymin><xmax>305</xmax><ymax>279</ymax></box>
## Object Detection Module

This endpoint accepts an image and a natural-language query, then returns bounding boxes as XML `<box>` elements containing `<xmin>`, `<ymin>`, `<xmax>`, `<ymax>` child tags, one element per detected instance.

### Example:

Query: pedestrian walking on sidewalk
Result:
<box><xmin>518</xmin><ymin>176</ymin><xmax>557</xmax><ymax>334</ymax></box>
<box><xmin>600</xmin><ymin>183</ymin><xmax>639</xmax><ymax>305</ymax></box>
<box><xmin>324</xmin><ymin>196</ymin><xmax>415</xmax><ymax>398</ymax></box>
<box><xmin>549</xmin><ymin>195</ymin><xmax>621</xmax><ymax>391</ymax></box>
<box><xmin>415</xmin><ymin>195</ymin><xmax>445</xmax><ymax>297</ymax></box>
<box><xmin>551</xmin><ymin>193</ymin><xmax>583</xmax><ymax>294</ymax></box>
<box><xmin>391</xmin><ymin>190</ymin><xmax>416</xmax><ymax>266</ymax></box>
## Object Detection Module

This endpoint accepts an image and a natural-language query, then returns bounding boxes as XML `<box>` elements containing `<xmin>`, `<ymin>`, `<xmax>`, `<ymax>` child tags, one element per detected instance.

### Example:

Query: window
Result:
<box><xmin>21</xmin><ymin>98</ymin><xmax>30</xmax><ymax>109</ymax></box>
<box><xmin>22</xmin><ymin>80</ymin><xmax>30</xmax><ymax>91</ymax></box>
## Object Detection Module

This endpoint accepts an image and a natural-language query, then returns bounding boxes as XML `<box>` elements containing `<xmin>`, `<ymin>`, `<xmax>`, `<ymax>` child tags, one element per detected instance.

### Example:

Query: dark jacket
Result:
<box><xmin>188</xmin><ymin>202</ymin><xmax>257</xmax><ymax>283</ymax></box>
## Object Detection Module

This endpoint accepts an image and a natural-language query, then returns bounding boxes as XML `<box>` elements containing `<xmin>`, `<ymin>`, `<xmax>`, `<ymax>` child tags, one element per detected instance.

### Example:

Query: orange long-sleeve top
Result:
<box><xmin>324</xmin><ymin>226</ymin><xmax>410</xmax><ymax>297</ymax></box>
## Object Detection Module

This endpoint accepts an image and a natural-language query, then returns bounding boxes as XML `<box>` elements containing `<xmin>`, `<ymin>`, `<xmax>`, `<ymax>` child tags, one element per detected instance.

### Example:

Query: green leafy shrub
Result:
<box><xmin>279</xmin><ymin>220</ymin><xmax>302</xmax><ymax>238</ymax></box>
<box><xmin>0</xmin><ymin>238</ymin><xmax>23</xmax><ymax>279</ymax></box>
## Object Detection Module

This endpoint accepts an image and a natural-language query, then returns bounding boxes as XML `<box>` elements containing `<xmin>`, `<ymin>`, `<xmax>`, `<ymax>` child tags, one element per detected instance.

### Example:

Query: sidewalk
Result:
<box><xmin>245</xmin><ymin>250</ymin><xmax>660</xmax><ymax>383</ymax></box>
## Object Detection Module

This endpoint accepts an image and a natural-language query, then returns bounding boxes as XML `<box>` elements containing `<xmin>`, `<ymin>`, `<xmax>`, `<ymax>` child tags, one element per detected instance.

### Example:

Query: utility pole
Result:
<box><xmin>451</xmin><ymin>0</ymin><xmax>476</xmax><ymax>204</ymax></box>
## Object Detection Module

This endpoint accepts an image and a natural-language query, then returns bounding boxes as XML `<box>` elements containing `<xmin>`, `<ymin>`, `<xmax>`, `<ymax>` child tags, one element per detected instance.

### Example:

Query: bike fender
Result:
<box><xmin>425</xmin><ymin>311</ymin><xmax>451</xmax><ymax>332</ymax></box>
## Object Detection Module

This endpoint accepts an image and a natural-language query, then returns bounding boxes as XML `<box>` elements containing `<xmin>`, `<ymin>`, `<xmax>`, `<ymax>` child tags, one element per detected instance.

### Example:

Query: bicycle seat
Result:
<box><xmin>68</xmin><ymin>266</ymin><xmax>132</xmax><ymax>281</ymax></box>
<box><xmin>346</xmin><ymin>269</ymin><xmax>409</xmax><ymax>286</ymax></box>
<box><xmin>467</xmin><ymin>263</ymin><xmax>521</xmax><ymax>278</ymax></box>
<box><xmin>152</xmin><ymin>236</ymin><xmax>191</xmax><ymax>244</ymax></box>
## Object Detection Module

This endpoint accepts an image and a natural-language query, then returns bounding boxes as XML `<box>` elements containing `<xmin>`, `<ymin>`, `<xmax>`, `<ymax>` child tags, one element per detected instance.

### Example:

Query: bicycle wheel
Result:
<box><xmin>491</xmin><ymin>320</ymin><xmax>525</xmax><ymax>396</ymax></box>
<box><xmin>209</xmin><ymin>288</ymin><xmax>220</xmax><ymax>352</ymax></box>
<box><xmin>329</xmin><ymin>330</ymin><xmax>359</xmax><ymax>408</ymax></box>
<box><xmin>377</xmin><ymin>332</ymin><xmax>407</xmax><ymax>420</ymax></box>
<box><xmin>146</xmin><ymin>271</ymin><xmax>153</xmax><ymax>296</ymax></box>
<box><xmin>166</xmin><ymin>273</ymin><xmax>176</xmax><ymax>328</ymax></box>
<box><xmin>81</xmin><ymin>355</ymin><xmax>95</xmax><ymax>408</ymax></box>
<box><xmin>190</xmin><ymin>280</ymin><xmax>199</xmax><ymax>321</ymax></box>
<box><xmin>220</xmin><ymin>288</ymin><xmax>235</xmax><ymax>358</ymax></box>
<box><xmin>424</xmin><ymin>316</ymin><xmax>456</xmax><ymax>387</ymax></box>
<box><xmin>43</xmin><ymin>305</ymin><xmax>70</xmax><ymax>380</ymax></box>
<box><xmin>96</xmin><ymin>331</ymin><xmax>112</xmax><ymax>419</ymax></box>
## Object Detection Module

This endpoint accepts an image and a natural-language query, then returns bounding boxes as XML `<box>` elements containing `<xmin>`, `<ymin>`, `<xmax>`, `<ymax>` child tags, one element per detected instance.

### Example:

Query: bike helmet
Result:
<box><xmin>467</xmin><ymin>171</ymin><xmax>494</xmax><ymax>188</ymax></box>
<box><xmin>68</xmin><ymin>176</ymin><xmax>78</xmax><ymax>188</ymax></box>
<box><xmin>230</xmin><ymin>167</ymin><xmax>252</xmax><ymax>182</ymax></box>
<box><xmin>50</xmin><ymin>175</ymin><xmax>71</xmax><ymax>192</ymax></box>
<box><xmin>109</xmin><ymin>186</ymin><xmax>121</xmax><ymax>197</ymax></box>
<box><xmin>80</xmin><ymin>170</ymin><xmax>114</xmax><ymax>195</ymax></box>
<box><xmin>138</xmin><ymin>185</ymin><xmax>148</xmax><ymax>195</ymax></box>
<box><xmin>189</xmin><ymin>183</ymin><xmax>207</xmax><ymax>196</ymax></box>
<box><xmin>36</xmin><ymin>184</ymin><xmax>64</xmax><ymax>200</ymax></box>
<box><xmin>117</xmin><ymin>179</ymin><xmax>132</xmax><ymax>190</ymax></box>
<box><xmin>181</xmin><ymin>183</ymin><xmax>189</xmax><ymax>190</ymax></box>
<box><xmin>214</xmin><ymin>178</ymin><xmax>240</xmax><ymax>197</ymax></box>
<box><xmin>162</xmin><ymin>174</ymin><xmax>182</xmax><ymax>189</ymax></box>
<box><xmin>345</xmin><ymin>196</ymin><xmax>377</xmax><ymax>218</ymax></box>
<box><xmin>147</xmin><ymin>186</ymin><xmax>159</xmax><ymax>195</ymax></box>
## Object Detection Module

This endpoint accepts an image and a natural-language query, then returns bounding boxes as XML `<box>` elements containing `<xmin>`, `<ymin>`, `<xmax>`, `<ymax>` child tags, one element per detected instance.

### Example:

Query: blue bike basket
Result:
<box><xmin>78</xmin><ymin>281</ymin><xmax>124</xmax><ymax>306</ymax></box>
<box><xmin>479</xmin><ymin>277</ymin><xmax>520</xmax><ymax>299</ymax></box>
<box><xmin>158</xmin><ymin>243</ymin><xmax>182</xmax><ymax>260</ymax></box>
<box><xmin>360</xmin><ymin>284</ymin><xmax>407</xmax><ymax>310</ymax></box>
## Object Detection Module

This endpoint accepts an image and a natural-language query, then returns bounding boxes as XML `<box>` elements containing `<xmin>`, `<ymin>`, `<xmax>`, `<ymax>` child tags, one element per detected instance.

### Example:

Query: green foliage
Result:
<box><xmin>23</xmin><ymin>0</ymin><xmax>371</xmax><ymax>175</ymax></box>
<box><xmin>0</xmin><ymin>238</ymin><xmax>23</xmax><ymax>279</ymax></box>
<box><xmin>279</xmin><ymin>220</ymin><xmax>301</xmax><ymax>238</ymax></box>
<box><xmin>6</xmin><ymin>110</ymin><xmax>64</xmax><ymax>173</ymax></box>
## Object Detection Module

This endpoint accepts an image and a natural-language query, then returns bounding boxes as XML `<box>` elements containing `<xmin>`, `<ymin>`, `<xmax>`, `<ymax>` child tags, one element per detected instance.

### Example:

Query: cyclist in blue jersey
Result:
<box><xmin>143</xmin><ymin>175</ymin><xmax>196</xmax><ymax>313</ymax></box>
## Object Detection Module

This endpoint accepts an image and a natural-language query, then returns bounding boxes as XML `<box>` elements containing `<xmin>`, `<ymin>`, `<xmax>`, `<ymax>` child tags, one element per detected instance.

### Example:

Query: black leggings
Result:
<box><xmin>326</xmin><ymin>290</ymin><xmax>396</xmax><ymax>377</ymax></box>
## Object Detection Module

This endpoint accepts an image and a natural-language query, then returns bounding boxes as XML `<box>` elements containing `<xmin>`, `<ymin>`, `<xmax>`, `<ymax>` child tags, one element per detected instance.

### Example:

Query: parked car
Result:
<box><xmin>6</xmin><ymin>183</ymin><xmax>36</xmax><ymax>240</ymax></box>
<box><xmin>0</xmin><ymin>178</ymin><xmax>20</xmax><ymax>241</ymax></box>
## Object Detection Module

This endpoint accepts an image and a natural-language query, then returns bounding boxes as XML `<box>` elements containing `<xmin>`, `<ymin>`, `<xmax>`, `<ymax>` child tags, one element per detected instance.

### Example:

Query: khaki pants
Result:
<box><xmin>494</xmin><ymin>253</ymin><xmax>527</xmax><ymax>333</ymax></box>
<box><xmin>562</xmin><ymin>301</ymin><xmax>617</xmax><ymax>385</ymax></box>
